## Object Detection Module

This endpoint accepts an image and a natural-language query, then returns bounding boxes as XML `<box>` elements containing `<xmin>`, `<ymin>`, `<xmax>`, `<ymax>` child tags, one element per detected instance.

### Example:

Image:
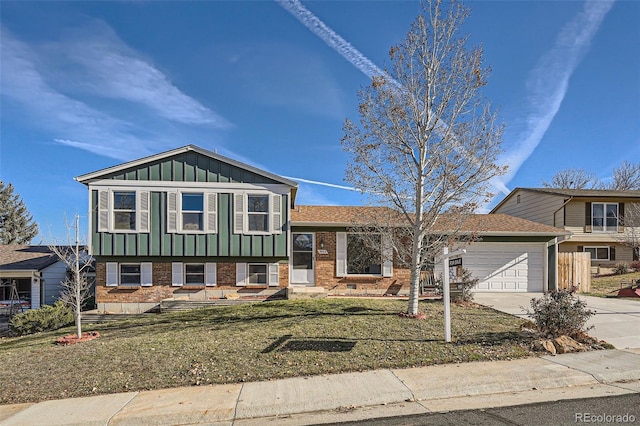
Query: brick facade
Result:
<box><xmin>95</xmin><ymin>260</ymin><xmax>289</xmax><ymax>305</ymax></box>
<box><xmin>313</xmin><ymin>231</ymin><xmax>412</xmax><ymax>295</ymax></box>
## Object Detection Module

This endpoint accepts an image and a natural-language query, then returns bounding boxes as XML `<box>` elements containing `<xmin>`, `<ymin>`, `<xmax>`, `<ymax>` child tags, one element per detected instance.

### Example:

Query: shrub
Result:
<box><xmin>434</xmin><ymin>268</ymin><xmax>479</xmax><ymax>302</ymax></box>
<box><xmin>614</xmin><ymin>262</ymin><xmax>629</xmax><ymax>275</ymax></box>
<box><xmin>9</xmin><ymin>301</ymin><xmax>74</xmax><ymax>336</ymax></box>
<box><xmin>631</xmin><ymin>260</ymin><xmax>640</xmax><ymax>272</ymax></box>
<box><xmin>526</xmin><ymin>289</ymin><xmax>594</xmax><ymax>338</ymax></box>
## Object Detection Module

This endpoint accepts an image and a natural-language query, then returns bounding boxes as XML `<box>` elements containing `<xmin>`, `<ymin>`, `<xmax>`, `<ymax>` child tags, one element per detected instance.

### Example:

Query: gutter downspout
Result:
<box><xmin>553</xmin><ymin>197</ymin><xmax>573</xmax><ymax>242</ymax></box>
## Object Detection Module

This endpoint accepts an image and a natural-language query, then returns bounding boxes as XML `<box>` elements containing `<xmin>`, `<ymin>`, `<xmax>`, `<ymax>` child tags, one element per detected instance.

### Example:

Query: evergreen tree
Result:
<box><xmin>0</xmin><ymin>181</ymin><xmax>39</xmax><ymax>244</ymax></box>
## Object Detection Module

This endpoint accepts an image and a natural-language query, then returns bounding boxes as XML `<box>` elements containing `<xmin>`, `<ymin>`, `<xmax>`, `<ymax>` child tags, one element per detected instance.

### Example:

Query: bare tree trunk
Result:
<box><xmin>74</xmin><ymin>214</ymin><xmax>82</xmax><ymax>338</ymax></box>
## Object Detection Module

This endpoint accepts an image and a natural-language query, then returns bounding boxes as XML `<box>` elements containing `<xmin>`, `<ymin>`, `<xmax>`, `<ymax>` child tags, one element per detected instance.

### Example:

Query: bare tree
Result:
<box><xmin>609</xmin><ymin>161</ymin><xmax>640</xmax><ymax>190</ymax></box>
<box><xmin>342</xmin><ymin>0</ymin><xmax>506</xmax><ymax>316</ymax></box>
<box><xmin>541</xmin><ymin>168</ymin><xmax>600</xmax><ymax>189</ymax></box>
<box><xmin>49</xmin><ymin>214</ymin><xmax>93</xmax><ymax>338</ymax></box>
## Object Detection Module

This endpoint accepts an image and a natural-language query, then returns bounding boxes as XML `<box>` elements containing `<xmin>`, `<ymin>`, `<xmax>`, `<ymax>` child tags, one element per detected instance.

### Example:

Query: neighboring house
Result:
<box><xmin>76</xmin><ymin>146</ymin><xmax>568</xmax><ymax>313</ymax></box>
<box><xmin>0</xmin><ymin>245</ymin><xmax>67</xmax><ymax>309</ymax></box>
<box><xmin>291</xmin><ymin>206</ymin><xmax>567</xmax><ymax>294</ymax></box>
<box><xmin>491</xmin><ymin>188</ymin><xmax>640</xmax><ymax>271</ymax></box>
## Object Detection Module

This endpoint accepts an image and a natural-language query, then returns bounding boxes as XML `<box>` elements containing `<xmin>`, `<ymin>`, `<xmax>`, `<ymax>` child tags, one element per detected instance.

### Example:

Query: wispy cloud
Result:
<box><xmin>0</xmin><ymin>22</ymin><xmax>230</xmax><ymax>161</ymax></box>
<box><xmin>283</xmin><ymin>176</ymin><xmax>359</xmax><ymax>192</ymax></box>
<box><xmin>499</xmin><ymin>0</ymin><xmax>615</xmax><ymax>182</ymax></box>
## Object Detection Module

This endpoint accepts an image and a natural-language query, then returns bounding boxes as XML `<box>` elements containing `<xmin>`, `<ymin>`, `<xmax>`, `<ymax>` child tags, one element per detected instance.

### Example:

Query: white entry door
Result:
<box><xmin>291</xmin><ymin>233</ymin><xmax>315</xmax><ymax>285</ymax></box>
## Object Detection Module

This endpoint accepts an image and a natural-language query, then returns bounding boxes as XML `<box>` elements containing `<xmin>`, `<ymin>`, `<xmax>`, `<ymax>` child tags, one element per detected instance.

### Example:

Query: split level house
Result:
<box><xmin>75</xmin><ymin>145</ymin><xmax>568</xmax><ymax>314</ymax></box>
<box><xmin>491</xmin><ymin>188</ymin><xmax>640</xmax><ymax>273</ymax></box>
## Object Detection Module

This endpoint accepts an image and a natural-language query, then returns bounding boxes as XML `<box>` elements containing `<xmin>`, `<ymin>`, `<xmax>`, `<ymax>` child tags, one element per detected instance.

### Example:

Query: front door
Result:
<box><xmin>291</xmin><ymin>233</ymin><xmax>315</xmax><ymax>285</ymax></box>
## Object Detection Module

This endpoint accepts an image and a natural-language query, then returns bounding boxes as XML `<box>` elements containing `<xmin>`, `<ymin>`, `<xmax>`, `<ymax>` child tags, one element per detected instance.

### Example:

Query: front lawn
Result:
<box><xmin>0</xmin><ymin>298</ymin><xmax>535</xmax><ymax>404</ymax></box>
<box><xmin>588</xmin><ymin>271</ymin><xmax>640</xmax><ymax>299</ymax></box>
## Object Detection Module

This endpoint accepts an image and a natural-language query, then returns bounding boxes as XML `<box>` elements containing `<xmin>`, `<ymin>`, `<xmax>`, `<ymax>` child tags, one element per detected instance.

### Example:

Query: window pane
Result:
<box><xmin>114</xmin><ymin>192</ymin><xmax>136</xmax><ymax>210</ymax></box>
<box><xmin>592</xmin><ymin>204</ymin><xmax>604</xmax><ymax>218</ymax></box>
<box><xmin>606</xmin><ymin>204</ymin><xmax>618</xmax><ymax>218</ymax></box>
<box><xmin>293</xmin><ymin>252</ymin><xmax>313</xmax><ymax>270</ymax></box>
<box><xmin>182</xmin><ymin>193</ymin><xmax>203</xmax><ymax>211</ymax></box>
<box><xmin>585</xmin><ymin>248</ymin><xmax>596</xmax><ymax>259</ymax></box>
<box><xmin>596</xmin><ymin>248</ymin><xmax>609</xmax><ymax>260</ymax></box>
<box><xmin>293</xmin><ymin>234</ymin><xmax>313</xmax><ymax>251</ymax></box>
<box><xmin>248</xmin><ymin>195</ymin><xmax>269</xmax><ymax>213</ymax></box>
<box><xmin>347</xmin><ymin>234</ymin><xmax>382</xmax><ymax>275</ymax></box>
<box><xmin>185</xmin><ymin>264</ymin><xmax>205</xmax><ymax>284</ymax></box>
<box><xmin>182</xmin><ymin>212</ymin><xmax>203</xmax><ymax>231</ymax></box>
<box><xmin>114</xmin><ymin>212</ymin><xmax>136</xmax><ymax>230</ymax></box>
<box><xmin>120</xmin><ymin>264</ymin><xmax>141</xmax><ymax>285</ymax></box>
<box><xmin>248</xmin><ymin>214</ymin><xmax>268</xmax><ymax>232</ymax></box>
<box><xmin>248</xmin><ymin>264</ymin><xmax>267</xmax><ymax>284</ymax></box>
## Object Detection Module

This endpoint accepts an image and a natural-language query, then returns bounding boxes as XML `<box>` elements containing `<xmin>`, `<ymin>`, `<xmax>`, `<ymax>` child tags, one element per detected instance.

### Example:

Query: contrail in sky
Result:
<box><xmin>277</xmin><ymin>0</ymin><xmax>614</xmax><ymax>200</ymax></box>
<box><xmin>499</xmin><ymin>0</ymin><xmax>615</xmax><ymax>184</ymax></box>
<box><xmin>284</xmin><ymin>176</ymin><xmax>359</xmax><ymax>192</ymax></box>
<box><xmin>276</xmin><ymin>0</ymin><xmax>510</xmax><ymax>196</ymax></box>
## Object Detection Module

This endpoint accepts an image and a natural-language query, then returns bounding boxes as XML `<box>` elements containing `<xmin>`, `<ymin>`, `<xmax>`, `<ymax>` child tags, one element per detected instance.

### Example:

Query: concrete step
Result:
<box><xmin>287</xmin><ymin>286</ymin><xmax>328</xmax><ymax>299</ymax></box>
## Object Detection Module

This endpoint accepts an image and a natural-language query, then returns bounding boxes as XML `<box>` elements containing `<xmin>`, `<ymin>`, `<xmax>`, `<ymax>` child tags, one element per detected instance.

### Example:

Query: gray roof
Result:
<box><xmin>0</xmin><ymin>245</ymin><xmax>61</xmax><ymax>272</ymax></box>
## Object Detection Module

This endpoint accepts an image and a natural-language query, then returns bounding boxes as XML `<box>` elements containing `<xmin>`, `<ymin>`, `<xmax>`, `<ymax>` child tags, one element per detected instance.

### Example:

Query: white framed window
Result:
<box><xmin>235</xmin><ymin>263</ymin><xmax>279</xmax><ymax>286</ymax></box>
<box><xmin>106</xmin><ymin>262</ymin><xmax>152</xmax><ymax>286</ymax></box>
<box><xmin>233</xmin><ymin>193</ymin><xmax>282</xmax><ymax>235</ymax></box>
<box><xmin>592</xmin><ymin>203</ymin><xmax>618</xmax><ymax>232</ymax></box>
<box><xmin>167</xmin><ymin>191</ymin><xmax>217</xmax><ymax>234</ymax></box>
<box><xmin>171</xmin><ymin>262</ymin><xmax>216</xmax><ymax>286</ymax></box>
<box><xmin>583</xmin><ymin>246</ymin><xmax>611</xmax><ymax>261</ymax></box>
<box><xmin>97</xmin><ymin>189</ymin><xmax>149</xmax><ymax>233</ymax></box>
<box><xmin>336</xmin><ymin>232</ymin><xmax>393</xmax><ymax>278</ymax></box>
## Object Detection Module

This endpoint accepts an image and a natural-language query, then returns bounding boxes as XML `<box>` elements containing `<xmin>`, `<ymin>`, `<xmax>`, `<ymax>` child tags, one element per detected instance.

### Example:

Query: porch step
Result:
<box><xmin>287</xmin><ymin>286</ymin><xmax>327</xmax><ymax>299</ymax></box>
<box><xmin>158</xmin><ymin>299</ymin><xmax>260</xmax><ymax>313</ymax></box>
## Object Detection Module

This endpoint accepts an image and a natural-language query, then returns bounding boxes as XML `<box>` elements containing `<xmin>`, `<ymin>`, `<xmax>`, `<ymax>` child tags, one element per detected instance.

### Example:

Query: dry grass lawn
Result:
<box><xmin>589</xmin><ymin>271</ymin><xmax>640</xmax><ymax>299</ymax></box>
<box><xmin>0</xmin><ymin>298</ymin><xmax>536</xmax><ymax>404</ymax></box>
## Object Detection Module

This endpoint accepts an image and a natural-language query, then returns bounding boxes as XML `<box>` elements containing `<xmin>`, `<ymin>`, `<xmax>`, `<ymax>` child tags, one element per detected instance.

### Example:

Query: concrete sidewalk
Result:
<box><xmin>1</xmin><ymin>350</ymin><xmax>639</xmax><ymax>425</ymax></box>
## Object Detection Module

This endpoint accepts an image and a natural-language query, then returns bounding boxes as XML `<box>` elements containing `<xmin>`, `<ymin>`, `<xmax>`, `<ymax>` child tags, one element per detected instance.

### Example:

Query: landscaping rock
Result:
<box><xmin>553</xmin><ymin>335</ymin><xmax>585</xmax><ymax>354</ymax></box>
<box><xmin>532</xmin><ymin>339</ymin><xmax>556</xmax><ymax>355</ymax></box>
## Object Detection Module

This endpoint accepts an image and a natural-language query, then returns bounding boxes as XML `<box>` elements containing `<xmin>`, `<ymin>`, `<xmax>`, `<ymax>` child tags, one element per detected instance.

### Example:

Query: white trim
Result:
<box><xmin>75</xmin><ymin>145</ymin><xmax>298</xmax><ymax>188</ymax></box>
<box><xmin>236</xmin><ymin>263</ymin><xmax>247</xmax><ymax>286</ymax></box>
<box><xmin>205</xmin><ymin>263</ymin><xmax>217</xmax><ymax>287</ymax></box>
<box><xmin>268</xmin><ymin>263</ymin><xmax>279</xmax><ymax>287</ymax></box>
<box><xmin>89</xmin><ymin>180</ymin><xmax>292</xmax><ymax>193</ymax></box>
<box><xmin>592</xmin><ymin>202</ymin><xmax>619</xmax><ymax>233</ymax></box>
<box><xmin>172</xmin><ymin>262</ymin><xmax>184</xmax><ymax>286</ymax></box>
<box><xmin>106</xmin><ymin>262</ymin><xmax>118</xmax><ymax>286</ymax></box>
<box><xmin>141</xmin><ymin>262</ymin><xmax>153</xmax><ymax>286</ymax></box>
<box><xmin>336</xmin><ymin>232</ymin><xmax>347</xmax><ymax>277</ymax></box>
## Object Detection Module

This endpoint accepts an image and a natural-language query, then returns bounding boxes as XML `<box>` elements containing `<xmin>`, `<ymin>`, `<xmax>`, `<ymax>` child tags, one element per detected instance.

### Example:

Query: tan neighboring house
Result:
<box><xmin>491</xmin><ymin>188</ymin><xmax>640</xmax><ymax>272</ymax></box>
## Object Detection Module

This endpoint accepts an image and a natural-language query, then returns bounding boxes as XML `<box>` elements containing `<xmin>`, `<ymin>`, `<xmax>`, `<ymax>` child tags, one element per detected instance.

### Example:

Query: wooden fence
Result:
<box><xmin>558</xmin><ymin>252</ymin><xmax>591</xmax><ymax>293</ymax></box>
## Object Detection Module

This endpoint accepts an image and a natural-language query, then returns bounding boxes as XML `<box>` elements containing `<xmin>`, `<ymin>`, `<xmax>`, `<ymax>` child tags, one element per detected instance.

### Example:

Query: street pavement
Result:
<box><xmin>1</xmin><ymin>293</ymin><xmax>639</xmax><ymax>425</ymax></box>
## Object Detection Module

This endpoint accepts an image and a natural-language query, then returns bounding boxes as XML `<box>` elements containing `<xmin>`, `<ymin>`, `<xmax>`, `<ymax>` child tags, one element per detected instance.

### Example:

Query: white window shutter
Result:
<box><xmin>141</xmin><ymin>262</ymin><xmax>153</xmax><ymax>286</ymax></box>
<box><xmin>98</xmin><ymin>190</ymin><xmax>109</xmax><ymax>232</ymax></box>
<box><xmin>271</xmin><ymin>194</ymin><xmax>282</xmax><ymax>234</ymax></box>
<box><xmin>205</xmin><ymin>262</ymin><xmax>217</xmax><ymax>286</ymax></box>
<box><xmin>206</xmin><ymin>193</ymin><xmax>217</xmax><ymax>233</ymax></box>
<box><xmin>106</xmin><ymin>262</ymin><xmax>118</xmax><ymax>286</ymax></box>
<box><xmin>167</xmin><ymin>192</ymin><xmax>178</xmax><ymax>233</ymax></box>
<box><xmin>336</xmin><ymin>232</ymin><xmax>347</xmax><ymax>277</ymax></box>
<box><xmin>268</xmin><ymin>263</ymin><xmax>280</xmax><ymax>286</ymax></box>
<box><xmin>138</xmin><ymin>191</ymin><xmax>150</xmax><ymax>233</ymax></box>
<box><xmin>382</xmin><ymin>233</ymin><xmax>394</xmax><ymax>277</ymax></box>
<box><xmin>236</xmin><ymin>263</ymin><xmax>247</xmax><ymax>286</ymax></box>
<box><xmin>233</xmin><ymin>193</ymin><xmax>245</xmax><ymax>234</ymax></box>
<box><xmin>171</xmin><ymin>262</ymin><xmax>183</xmax><ymax>287</ymax></box>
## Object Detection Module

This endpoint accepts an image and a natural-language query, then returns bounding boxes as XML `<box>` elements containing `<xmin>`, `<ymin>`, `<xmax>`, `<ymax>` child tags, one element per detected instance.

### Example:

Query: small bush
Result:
<box><xmin>9</xmin><ymin>301</ymin><xmax>74</xmax><ymax>336</ymax></box>
<box><xmin>614</xmin><ymin>262</ymin><xmax>629</xmax><ymax>275</ymax></box>
<box><xmin>630</xmin><ymin>260</ymin><xmax>640</xmax><ymax>272</ymax></box>
<box><xmin>434</xmin><ymin>268</ymin><xmax>479</xmax><ymax>302</ymax></box>
<box><xmin>526</xmin><ymin>289</ymin><xmax>594</xmax><ymax>338</ymax></box>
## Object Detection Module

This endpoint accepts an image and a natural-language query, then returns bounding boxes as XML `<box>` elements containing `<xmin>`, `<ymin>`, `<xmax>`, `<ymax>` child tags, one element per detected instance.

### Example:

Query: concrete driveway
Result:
<box><xmin>473</xmin><ymin>292</ymin><xmax>640</xmax><ymax>349</ymax></box>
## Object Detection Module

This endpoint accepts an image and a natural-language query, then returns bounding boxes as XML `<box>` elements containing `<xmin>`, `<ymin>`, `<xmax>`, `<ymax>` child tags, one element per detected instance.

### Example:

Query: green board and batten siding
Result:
<box><xmin>90</xmin><ymin>152</ymin><xmax>289</xmax><ymax>257</ymax></box>
<box><xmin>102</xmin><ymin>151</ymin><xmax>281</xmax><ymax>184</ymax></box>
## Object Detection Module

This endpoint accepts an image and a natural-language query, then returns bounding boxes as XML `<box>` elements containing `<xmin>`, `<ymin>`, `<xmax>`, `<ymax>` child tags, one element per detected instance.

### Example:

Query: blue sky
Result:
<box><xmin>1</xmin><ymin>0</ymin><xmax>638</xmax><ymax>243</ymax></box>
